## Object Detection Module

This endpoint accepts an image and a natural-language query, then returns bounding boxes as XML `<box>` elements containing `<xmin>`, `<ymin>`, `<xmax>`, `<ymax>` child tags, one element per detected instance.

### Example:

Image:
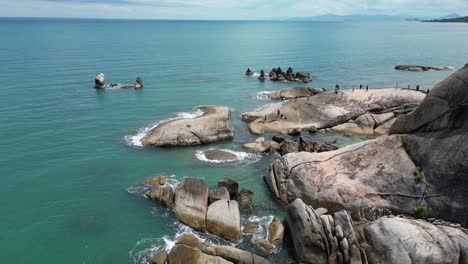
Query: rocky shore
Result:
<box><xmin>247</xmin><ymin>67</ymin><xmax>312</xmax><ymax>83</ymax></box>
<box><xmin>130</xmin><ymin>65</ymin><xmax>468</xmax><ymax>264</ymax></box>
<box><xmin>394</xmin><ymin>65</ymin><xmax>454</xmax><ymax>71</ymax></box>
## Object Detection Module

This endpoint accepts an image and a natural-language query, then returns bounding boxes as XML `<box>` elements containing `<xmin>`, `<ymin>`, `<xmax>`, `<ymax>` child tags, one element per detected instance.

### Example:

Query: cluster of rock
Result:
<box><xmin>94</xmin><ymin>73</ymin><xmax>143</xmax><ymax>89</ymax></box>
<box><xmin>242</xmin><ymin>135</ymin><xmax>337</xmax><ymax>156</ymax></box>
<box><xmin>265</xmin><ymin>87</ymin><xmax>325</xmax><ymax>100</ymax></box>
<box><xmin>286</xmin><ymin>198</ymin><xmax>468</xmax><ymax>264</ymax></box>
<box><xmin>151</xmin><ymin>234</ymin><xmax>270</xmax><ymax>264</ymax></box>
<box><xmin>141</xmin><ymin>106</ymin><xmax>234</xmax><ymax>147</ymax></box>
<box><xmin>145</xmin><ymin>176</ymin><xmax>256</xmax><ymax>241</ymax></box>
<box><xmin>241</xmin><ymin>89</ymin><xmax>425</xmax><ymax>136</ymax></box>
<box><xmin>394</xmin><ymin>65</ymin><xmax>454</xmax><ymax>71</ymax></box>
<box><xmin>246</xmin><ymin>67</ymin><xmax>311</xmax><ymax>83</ymax></box>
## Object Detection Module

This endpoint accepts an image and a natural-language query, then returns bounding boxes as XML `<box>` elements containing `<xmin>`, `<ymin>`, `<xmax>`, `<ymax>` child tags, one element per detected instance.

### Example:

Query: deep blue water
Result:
<box><xmin>1</xmin><ymin>18</ymin><xmax>467</xmax><ymax>263</ymax></box>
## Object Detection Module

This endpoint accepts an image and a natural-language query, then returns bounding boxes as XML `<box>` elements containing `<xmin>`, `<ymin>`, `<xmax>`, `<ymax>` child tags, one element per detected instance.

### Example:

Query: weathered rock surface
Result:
<box><xmin>146</xmin><ymin>185</ymin><xmax>175</xmax><ymax>207</ymax></box>
<box><xmin>241</xmin><ymin>137</ymin><xmax>272</xmax><ymax>153</ymax></box>
<box><xmin>266</xmin><ymin>87</ymin><xmax>325</xmax><ymax>100</ymax></box>
<box><xmin>243</xmin><ymin>223</ymin><xmax>259</xmax><ymax>233</ymax></box>
<box><xmin>141</xmin><ymin>106</ymin><xmax>234</xmax><ymax>147</ymax></box>
<box><xmin>173</xmin><ymin>178</ymin><xmax>209</xmax><ymax>231</ymax></box>
<box><xmin>395</xmin><ymin>65</ymin><xmax>454</xmax><ymax>71</ymax></box>
<box><xmin>144</xmin><ymin>175</ymin><xmax>170</xmax><ymax>186</ymax></box>
<box><xmin>286</xmin><ymin>198</ymin><xmax>468</xmax><ymax>264</ymax></box>
<box><xmin>237</xmin><ymin>188</ymin><xmax>254</xmax><ymax>210</ymax></box>
<box><xmin>242</xmin><ymin>89</ymin><xmax>424</xmax><ymax>135</ymax></box>
<box><xmin>389</xmin><ymin>64</ymin><xmax>468</xmax><ymax>225</ymax></box>
<box><xmin>206</xmin><ymin>200</ymin><xmax>241</xmax><ymax>241</ymax></box>
<box><xmin>267</xmin><ymin>217</ymin><xmax>284</xmax><ymax>246</ymax></box>
<box><xmin>218</xmin><ymin>178</ymin><xmax>239</xmax><ymax>200</ymax></box>
<box><xmin>173</xmin><ymin>234</ymin><xmax>270</xmax><ymax>264</ymax></box>
<box><xmin>266</xmin><ymin>135</ymin><xmax>423</xmax><ymax>216</ymax></box>
<box><xmin>209</xmin><ymin>187</ymin><xmax>230</xmax><ymax>204</ymax></box>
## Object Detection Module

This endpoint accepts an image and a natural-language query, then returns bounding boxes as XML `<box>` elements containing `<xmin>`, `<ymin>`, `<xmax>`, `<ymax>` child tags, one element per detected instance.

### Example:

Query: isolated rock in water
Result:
<box><xmin>266</xmin><ymin>135</ymin><xmax>421</xmax><ymax>216</ymax></box>
<box><xmin>237</xmin><ymin>188</ymin><xmax>254</xmax><ymax>210</ymax></box>
<box><xmin>245</xmin><ymin>68</ymin><xmax>254</xmax><ymax>76</ymax></box>
<box><xmin>151</xmin><ymin>249</ymin><xmax>168</xmax><ymax>264</ymax></box>
<box><xmin>395</xmin><ymin>65</ymin><xmax>454</xmax><ymax>71</ymax></box>
<box><xmin>267</xmin><ymin>217</ymin><xmax>284</xmax><ymax>246</ymax></box>
<box><xmin>206</xmin><ymin>200</ymin><xmax>241</xmax><ymax>241</ymax></box>
<box><xmin>389</xmin><ymin>64</ymin><xmax>468</xmax><ymax>225</ymax></box>
<box><xmin>209</xmin><ymin>187</ymin><xmax>230</xmax><ymax>204</ymax></box>
<box><xmin>241</xmin><ymin>137</ymin><xmax>271</xmax><ymax>153</ymax></box>
<box><xmin>258</xmin><ymin>70</ymin><xmax>267</xmax><ymax>81</ymax></box>
<box><xmin>141</xmin><ymin>106</ymin><xmax>234</xmax><ymax>147</ymax></box>
<box><xmin>218</xmin><ymin>178</ymin><xmax>239</xmax><ymax>200</ymax></box>
<box><xmin>174</xmin><ymin>234</ymin><xmax>270</xmax><ymax>264</ymax></box>
<box><xmin>296</xmin><ymin>72</ymin><xmax>311</xmax><ymax>82</ymax></box>
<box><xmin>266</xmin><ymin>87</ymin><xmax>325</xmax><ymax>100</ymax></box>
<box><xmin>144</xmin><ymin>175</ymin><xmax>170</xmax><ymax>186</ymax></box>
<box><xmin>241</xmin><ymin>89</ymin><xmax>424</xmax><ymax>135</ymax></box>
<box><xmin>94</xmin><ymin>73</ymin><xmax>105</xmax><ymax>89</ymax></box>
<box><xmin>362</xmin><ymin>217</ymin><xmax>468</xmax><ymax>264</ymax></box>
<box><xmin>146</xmin><ymin>185</ymin><xmax>175</xmax><ymax>207</ymax></box>
<box><xmin>168</xmin><ymin>244</ymin><xmax>233</xmax><ymax>264</ymax></box>
<box><xmin>134</xmin><ymin>77</ymin><xmax>143</xmax><ymax>89</ymax></box>
<box><xmin>203</xmin><ymin>150</ymin><xmax>238</xmax><ymax>162</ymax></box>
<box><xmin>173</xmin><ymin>178</ymin><xmax>208</xmax><ymax>231</ymax></box>
<box><xmin>243</xmin><ymin>223</ymin><xmax>259</xmax><ymax>233</ymax></box>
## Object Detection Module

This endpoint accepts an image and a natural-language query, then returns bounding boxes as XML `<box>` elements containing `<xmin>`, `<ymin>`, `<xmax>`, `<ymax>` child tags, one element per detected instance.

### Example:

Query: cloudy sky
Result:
<box><xmin>1</xmin><ymin>0</ymin><xmax>467</xmax><ymax>20</ymax></box>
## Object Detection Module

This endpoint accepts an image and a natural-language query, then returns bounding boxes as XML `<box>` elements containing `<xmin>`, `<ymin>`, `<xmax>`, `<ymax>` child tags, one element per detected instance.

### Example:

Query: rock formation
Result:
<box><xmin>285</xmin><ymin>198</ymin><xmax>468</xmax><ymax>264</ymax></box>
<box><xmin>94</xmin><ymin>73</ymin><xmax>105</xmax><ymax>89</ymax></box>
<box><xmin>141</xmin><ymin>106</ymin><xmax>234</xmax><ymax>147</ymax></box>
<box><xmin>245</xmin><ymin>68</ymin><xmax>253</xmax><ymax>76</ymax></box>
<box><xmin>242</xmin><ymin>89</ymin><xmax>424</xmax><ymax>135</ymax></box>
<box><xmin>395</xmin><ymin>65</ymin><xmax>455</xmax><ymax>71</ymax></box>
<box><xmin>155</xmin><ymin>234</ymin><xmax>270</xmax><ymax>264</ymax></box>
<box><xmin>173</xmin><ymin>178</ymin><xmax>209</xmax><ymax>231</ymax></box>
<box><xmin>135</xmin><ymin>77</ymin><xmax>143</xmax><ymax>89</ymax></box>
<box><xmin>265</xmin><ymin>87</ymin><xmax>325</xmax><ymax>100</ymax></box>
<box><xmin>242</xmin><ymin>136</ymin><xmax>337</xmax><ymax>156</ymax></box>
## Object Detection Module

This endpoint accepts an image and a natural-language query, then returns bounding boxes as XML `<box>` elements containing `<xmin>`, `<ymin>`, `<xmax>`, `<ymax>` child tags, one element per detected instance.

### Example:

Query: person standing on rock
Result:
<box><xmin>366</xmin><ymin>85</ymin><xmax>369</xmax><ymax>92</ymax></box>
<box><xmin>335</xmin><ymin>84</ymin><xmax>340</xmax><ymax>90</ymax></box>
<box><xmin>360</xmin><ymin>84</ymin><xmax>363</xmax><ymax>90</ymax></box>
<box><xmin>416</xmin><ymin>85</ymin><xmax>420</xmax><ymax>91</ymax></box>
<box><xmin>427</xmin><ymin>89</ymin><xmax>430</xmax><ymax>94</ymax></box>
<box><xmin>396</xmin><ymin>82</ymin><xmax>399</xmax><ymax>89</ymax></box>
<box><xmin>352</xmin><ymin>85</ymin><xmax>355</xmax><ymax>92</ymax></box>
<box><xmin>277</xmin><ymin>110</ymin><xmax>280</xmax><ymax>118</ymax></box>
<box><xmin>295</xmin><ymin>96</ymin><xmax>298</xmax><ymax>102</ymax></box>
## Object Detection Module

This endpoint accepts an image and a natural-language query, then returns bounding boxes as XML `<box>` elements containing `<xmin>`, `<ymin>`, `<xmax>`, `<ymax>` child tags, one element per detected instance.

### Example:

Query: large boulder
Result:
<box><xmin>266</xmin><ymin>135</ymin><xmax>422</xmax><ymax>216</ymax></box>
<box><xmin>141</xmin><ymin>106</ymin><xmax>234</xmax><ymax>147</ymax></box>
<box><xmin>167</xmin><ymin>244</ymin><xmax>233</xmax><ymax>264</ymax></box>
<box><xmin>94</xmin><ymin>73</ymin><xmax>105</xmax><ymax>89</ymax></box>
<box><xmin>267</xmin><ymin>217</ymin><xmax>284</xmax><ymax>246</ymax></box>
<box><xmin>206</xmin><ymin>200</ymin><xmax>241</xmax><ymax>241</ymax></box>
<box><xmin>174</xmin><ymin>234</ymin><xmax>270</xmax><ymax>264</ymax></box>
<box><xmin>209</xmin><ymin>187</ymin><xmax>230</xmax><ymax>204</ymax></box>
<box><xmin>389</xmin><ymin>64</ymin><xmax>468</xmax><ymax>225</ymax></box>
<box><xmin>218</xmin><ymin>178</ymin><xmax>239</xmax><ymax>199</ymax></box>
<box><xmin>173</xmin><ymin>178</ymin><xmax>209</xmax><ymax>231</ymax></box>
<box><xmin>242</xmin><ymin>89</ymin><xmax>424</xmax><ymax>135</ymax></box>
<box><xmin>146</xmin><ymin>185</ymin><xmax>175</xmax><ymax>207</ymax></box>
<box><xmin>266</xmin><ymin>87</ymin><xmax>325</xmax><ymax>100</ymax></box>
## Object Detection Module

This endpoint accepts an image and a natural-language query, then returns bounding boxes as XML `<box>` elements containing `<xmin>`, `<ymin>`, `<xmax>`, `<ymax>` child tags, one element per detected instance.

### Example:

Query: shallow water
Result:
<box><xmin>1</xmin><ymin>18</ymin><xmax>468</xmax><ymax>263</ymax></box>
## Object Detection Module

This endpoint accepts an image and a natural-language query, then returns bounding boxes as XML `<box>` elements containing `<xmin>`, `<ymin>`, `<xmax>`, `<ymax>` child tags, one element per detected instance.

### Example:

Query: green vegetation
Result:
<box><xmin>414</xmin><ymin>166</ymin><xmax>425</xmax><ymax>183</ymax></box>
<box><xmin>413</xmin><ymin>205</ymin><xmax>432</xmax><ymax>219</ymax></box>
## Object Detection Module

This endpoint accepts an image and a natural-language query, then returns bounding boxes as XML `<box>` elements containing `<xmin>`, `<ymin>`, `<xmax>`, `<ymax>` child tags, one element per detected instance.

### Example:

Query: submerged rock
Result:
<box><xmin>203</xmin><ymin>149</ymin><xmax>239</xmax><ymax>162</ymax></box>
<box><xmin>141</xmin><ymin>106</ymin><xmax>234</xmax><ymax>147</ymax></box>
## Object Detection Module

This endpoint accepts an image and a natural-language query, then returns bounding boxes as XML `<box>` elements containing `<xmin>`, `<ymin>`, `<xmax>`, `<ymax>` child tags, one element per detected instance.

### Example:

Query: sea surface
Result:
<box><xmin>1</xmin><ymin>18</ymin><xmax>468</xmax><ymax>263</ymax></box>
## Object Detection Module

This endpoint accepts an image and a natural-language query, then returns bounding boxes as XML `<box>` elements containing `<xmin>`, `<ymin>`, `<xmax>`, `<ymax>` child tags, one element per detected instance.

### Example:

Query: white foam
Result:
<box><xmin>195</xmin><ymin>149</ymin><xmax>261</xmax><ymax>165</ymax></box>
<box><xmin>125</xmin><ymin>108</ymin><xmax>205</xmax><ymax>147</ymax></box>
<box><xmin>256</xmin><ymin>91</ymin><xmax>274</xmax><ymax>100</ymax></box>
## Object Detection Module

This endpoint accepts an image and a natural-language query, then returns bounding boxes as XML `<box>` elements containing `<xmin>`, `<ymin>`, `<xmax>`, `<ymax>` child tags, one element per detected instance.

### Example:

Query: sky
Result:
<box><xmin>1</xmin><ymin>0</ymin><xmax>467</xmax><ymax>20</ymax></box>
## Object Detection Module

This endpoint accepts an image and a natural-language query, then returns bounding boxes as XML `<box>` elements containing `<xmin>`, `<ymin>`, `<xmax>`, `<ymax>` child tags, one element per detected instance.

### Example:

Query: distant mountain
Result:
<box><xmin>286</xmin><ymin>13</ymin><xmax>464</xmax><ymax>22</ymax></box>
<box><xmin>424</xmin><ymin>16</ymin><xmax>468</xmax><ymax>23</ymax></box>
<box><xmin>286</xmin><ymin>14</ymin><xmax>408</xmax><ymax>22</ymax></box>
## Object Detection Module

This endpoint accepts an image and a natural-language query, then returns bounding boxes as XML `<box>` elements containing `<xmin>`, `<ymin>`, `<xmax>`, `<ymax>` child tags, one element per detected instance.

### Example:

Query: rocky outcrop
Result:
<box><xmin>144</xmin><ymin>175</ymin><xmax>170</xmax><ymax>186</ymax></box>
<box><xmin>218</xmin><ymin>178</ymin><xmax>239</xmax><ymax>200</ymax></box>
<box><xmin>94</xmin><ymin>73</ymin><xmax>105</xmax><ymax>89</ymax></box>
<box><xmin>241</xmin><ymin>89</ymin><xmax>424</xmax><ymax>135</ymax></box>
<box><xmin>167</xmin><ymin>234</ymin><xmax>270</xmax><ymax>264</ymax></box>
<box><xmin>286</xmin><ymin>198</ymin><xmax>468</xmax><ymax>264</ymax></box>
<box><xmin>266</xmin><ymin>135</ymin><xmax>424</xmax><ymax>216</ymax></box>
<box><xmin>250</xmin><ymin>67</ymin><xmax>311</xmax><ymax>83</ymax></box>
<box><xmin>267</xmin><ymin>217</ymin><xmax>284</xmax><ymax>247</ymax></box>
<box><xmin>237</xmin><ymin>188</ymin><xmax>254</xmax><ymax>210</ymax></box>
<box><xmin>389</xmin><ymin>64</ymin><xmax>468</xmax><ymax>225</ymax></box>
<box><xmin>206</xmin><ymin>200</ymin><xmax>241</xmax><ymax>241</ymax></box>
<box><xmin>209</xmin><ymin>187</ymin><xmax>230</xmax><ymax>204</ymax></box>
<box><xmin>395</xmin><ymin>65</ymin><xmax>454</xmax><ymax>71</ymax></box>
<box><xmin>245</xmin><ymin>68</ymin><xmax>253</xmax><ymax>76</ymax></box>
<box><xmin>135</xmin><ymin>77</ymin><xmax>143</xmax><ymax>89</ymax></box>
<box><xmin>141</xmin><ymin>106</ymin><xmax>234</xmax><ymax>147</ymax></box>
<box><xmin>266</xmin><ymin>87</ymin><xmax>325</xmax><ymax>100</ymax></box>
<box><xmin>203</xmin><ymin>150</ymin><xmax>239</xmax><ymax>162</ymax></box>
<box><xmin>147</xmin><ymin>185</ymin><xmax>175</xmax><ymax>207</ymax></box>
<box><xmin>173</xmin><ymin>178</ymin><xmax>209</xmax><ymax>231</ymax></box>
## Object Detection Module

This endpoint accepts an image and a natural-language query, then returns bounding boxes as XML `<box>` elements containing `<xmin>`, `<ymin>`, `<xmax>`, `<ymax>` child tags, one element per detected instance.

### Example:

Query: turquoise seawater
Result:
<box><xmin>1</xmin><ymin>18</ymin><xmax>468</xmax><ymax>263</ymax></box>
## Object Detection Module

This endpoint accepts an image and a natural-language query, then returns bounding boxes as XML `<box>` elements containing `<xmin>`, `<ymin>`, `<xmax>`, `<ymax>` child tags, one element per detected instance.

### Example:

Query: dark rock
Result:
<box><xmin>245</xmin><ymin>68</ymin><xmax>254</xmax><ymax>76</ymax></box>
<box><xmin>280</xmin><ymin>140</ymin><xmax>299</xmax><ymax>155</ymax></box>
<box><xmin>238</xmin><ymin>188</ymin><xmax>254</xmax><ymax>210</ymax></box>
<box><xmin>146</xmin><ymin>185</ymin><xmax>175</xmax><ymax>207</ymax></box>
<box><xmin>218</xmin><ymin>178</ymin><xmax>239</xmax><ymax>200</ymax></box>
<box><xmin>209</xmin><ymin>187</ymin><xmax>230</xmax><ymax>204</ymax></box>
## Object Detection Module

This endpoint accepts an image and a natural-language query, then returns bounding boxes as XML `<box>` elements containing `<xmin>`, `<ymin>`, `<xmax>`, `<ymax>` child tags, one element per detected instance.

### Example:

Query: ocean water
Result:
<box><xmin>1</xmin><ymin>18</ymin><xmax>468</xmax><ymax>263</ymax></box>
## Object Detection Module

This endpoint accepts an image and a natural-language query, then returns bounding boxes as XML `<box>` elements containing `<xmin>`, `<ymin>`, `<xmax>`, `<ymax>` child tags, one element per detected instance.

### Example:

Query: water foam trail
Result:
<box><xmin>195</xmin><ymin>148</ymin><xmax>261</xmax><ymax>165</ymax></box>
<box><xmin>125</xmin><ymin>108</ymin><xmax>205</xmax><ymax>147</ymax></box>
<box><xmin>256</xmin><ymin>91</ymin><xmax>274</xmax><ymax>100</ymax></box>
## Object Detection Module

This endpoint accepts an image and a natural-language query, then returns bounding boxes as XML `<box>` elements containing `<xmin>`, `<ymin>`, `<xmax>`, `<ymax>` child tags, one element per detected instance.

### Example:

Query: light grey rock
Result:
<box><xmin>173</xmin><ymin>178</ymin><xmax>208</xmax><ymax>231</ymax></box>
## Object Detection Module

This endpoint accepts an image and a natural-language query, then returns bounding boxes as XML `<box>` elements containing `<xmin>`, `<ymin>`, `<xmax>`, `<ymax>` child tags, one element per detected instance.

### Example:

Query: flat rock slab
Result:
<box><xmin>141</xmin><ymin>106</ymin><xmax>234</xmax><ymax>147</ymax></box>
<box><xmin>242</xmin><ymin>89</ymin><xmax>424</xmax><ymax>135</ymax></box>
<box><xmin>203</xmin><ymin>150</ymin><xmax>239</xmax><ymax>161</ymax></box>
